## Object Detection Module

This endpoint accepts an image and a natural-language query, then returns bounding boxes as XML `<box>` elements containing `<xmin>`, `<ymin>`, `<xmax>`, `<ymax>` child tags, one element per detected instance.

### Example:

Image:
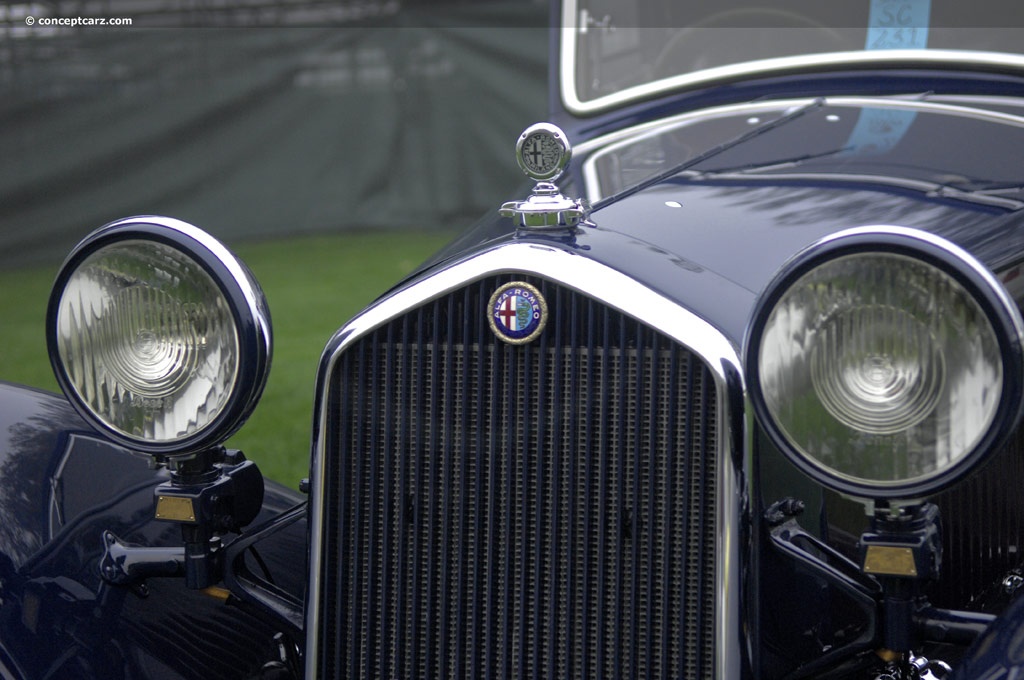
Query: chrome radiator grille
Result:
<box><xmin>316</xmin><ymin>275</ymin><xmax>719</xmax><ymax>679</ymax></box>
<box><xmin>935</xmin><ymin>425</ymin><xmax>1024</xmax><ymax>609</ymax></box>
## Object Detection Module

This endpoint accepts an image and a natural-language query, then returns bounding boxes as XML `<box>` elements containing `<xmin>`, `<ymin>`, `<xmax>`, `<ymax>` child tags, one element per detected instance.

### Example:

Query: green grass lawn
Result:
<box><xmin>0</xmin><ymin>230</ymin><xmax>455</xmax><ymax>489</ymax></box>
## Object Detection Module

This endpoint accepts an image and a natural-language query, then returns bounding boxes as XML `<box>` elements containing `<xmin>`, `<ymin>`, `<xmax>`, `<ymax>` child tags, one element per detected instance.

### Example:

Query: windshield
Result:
<box><xmin>564</xmin><ymin>0</ymin><xmax>1024</xmax><ymax>114</ymax></box>
<box><xmin>580</xmin><ymin>97</ymin><xmax>1024</xmax><ymax>207</ymax></box>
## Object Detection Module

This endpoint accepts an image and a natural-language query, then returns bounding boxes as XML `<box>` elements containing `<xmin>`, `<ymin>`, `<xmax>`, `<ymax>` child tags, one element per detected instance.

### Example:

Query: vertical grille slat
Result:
<box><xmin>932</xmin><ymin>425</ymin><xmax>1024</xmax><ymax>609</ymax></box>
<box><xmin>377</xmin><ymin>325</ymin><xmax>394</xmax><ymax>680</ymax></box>
<box><xmin>319</xmin><ymin>275</ymin><xmax>719</xmax><ymax>679</ymax></box>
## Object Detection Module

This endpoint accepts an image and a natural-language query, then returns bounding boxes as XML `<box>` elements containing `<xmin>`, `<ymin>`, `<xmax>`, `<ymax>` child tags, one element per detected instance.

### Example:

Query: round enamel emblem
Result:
<box><xmin>488</xmin><ymin>281</ymin><xmax>548</xmax><ymax>345</ymax></box>
<box><xmin>515</xmin><ymin>123</ymin><xmax>571</xmax><ymax>182</ymax></box>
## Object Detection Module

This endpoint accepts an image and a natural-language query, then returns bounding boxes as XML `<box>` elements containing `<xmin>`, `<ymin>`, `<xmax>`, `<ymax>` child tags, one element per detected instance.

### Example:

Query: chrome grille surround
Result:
<box><xmin>306</xmin><ymin>242</ymin><xmax>744</xmax><ymax>679</ymax></box>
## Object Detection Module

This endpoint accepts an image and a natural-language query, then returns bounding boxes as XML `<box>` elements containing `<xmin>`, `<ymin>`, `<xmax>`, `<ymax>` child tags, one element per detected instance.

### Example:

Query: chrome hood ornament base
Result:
<box><xmin>500</xmin><ymin>123</ymin><xmax>591</xmax><ymax>230</ymax></box>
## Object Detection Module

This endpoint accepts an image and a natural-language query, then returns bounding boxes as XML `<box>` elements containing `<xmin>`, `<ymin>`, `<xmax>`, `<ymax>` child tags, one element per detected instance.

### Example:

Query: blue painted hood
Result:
<box><xmin>568</xmin><ymin>96</ymin><xmax>1024</xmax><ymax>340</ymax></box>
<box><xmin>590</xmin><ymin>178</ymin><xmax>1022</xmax><ymax>296</ymax></box>
<box><xmin>427</xmin><ymin>96</ymin><xmax>1024</xmax><ymax>345</ymax></box>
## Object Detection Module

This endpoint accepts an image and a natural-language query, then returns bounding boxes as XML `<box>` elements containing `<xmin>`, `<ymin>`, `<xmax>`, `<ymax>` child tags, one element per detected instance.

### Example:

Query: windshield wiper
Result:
<box><xmin>677</xmin><ymin>169</ymin><xmax>1024</xmax><ymax>211</ymax></box>
<box><xmin>965</xmin><ymin>183</ymin><xmax>1024</xmax><ymax>197</ymax></box>
<box><xmin>931</xmin><ymin>178</ymin><xmax>1024</xmax><ymax>207</ymax></box>
<box><xmin>669</xmin><ymin>153</ymin><xmax>1024</xmax><ymax>211</ymax></box>
<box><xmin>690</xmin><ymin>146</ymin><xmax>852</xmax><ymax>177</ymax></box>
<box><xmin>932</xmin><ymin>183</ymin><xmax>1024</xmax><ymax>209</ymax></box>
<box><xmin>592</xmin><ymin>97</ymin><xmax>826</xmax><ymax>210</ymax></box>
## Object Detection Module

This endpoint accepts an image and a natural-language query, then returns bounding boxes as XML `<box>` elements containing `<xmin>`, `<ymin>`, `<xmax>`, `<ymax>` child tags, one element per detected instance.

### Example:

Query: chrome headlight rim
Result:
<box><xmin>46</xmin><ymin>216</ymin><xmax>272</xmax><ymax>456</ymax></box>
<box><xmin>745</xmin><ymin>225</ymin><xmax>1024</xmax><ymax>500</ymax></box>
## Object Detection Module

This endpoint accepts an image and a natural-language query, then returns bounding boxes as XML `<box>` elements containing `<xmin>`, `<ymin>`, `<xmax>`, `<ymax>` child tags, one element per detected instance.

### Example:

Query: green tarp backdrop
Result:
<box><xmin>0</xmin><ymin>3</ymin><xmax>548</xmax><ymax>268</ymax></box>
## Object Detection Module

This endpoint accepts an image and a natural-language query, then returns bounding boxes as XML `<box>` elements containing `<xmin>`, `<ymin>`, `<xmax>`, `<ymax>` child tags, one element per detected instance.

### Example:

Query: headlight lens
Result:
<box><xmin>48</xmin><ymin>217</ymin><xmax>271</xmax><ymax>455</ymax></box>
<box><xmin>55</xmin><ymin>240</ymin><xmax>240</xmax><ymax>444</ymax></box>
<box><xmin>748</xmin><ymin>228</ymin><xmax>1024</xmax><ymax>499</ymax></box>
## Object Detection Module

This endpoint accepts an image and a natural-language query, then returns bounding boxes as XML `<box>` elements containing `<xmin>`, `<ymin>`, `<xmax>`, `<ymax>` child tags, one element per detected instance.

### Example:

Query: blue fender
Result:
<box><xmin>0</xmin><ymin>382</ymin><xmax>307</xmax><ymax>679</ymax></box>
<box><xmin>953</xmin><ymin>594</ymin><xmax>1024</xmax><ymax>680</ymax></box>
<box><xmin>0</xmin><ymin>381</ymin><xmax>99</xmax><ymax>567</ymax></box>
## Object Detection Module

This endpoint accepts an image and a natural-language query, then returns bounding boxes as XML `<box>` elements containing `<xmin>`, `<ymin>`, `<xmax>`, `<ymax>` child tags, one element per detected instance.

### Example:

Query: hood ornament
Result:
<box><xmin>500</xmin><ymin>123</ymin><xmax>591</xmax><ymax>230</ymax></box>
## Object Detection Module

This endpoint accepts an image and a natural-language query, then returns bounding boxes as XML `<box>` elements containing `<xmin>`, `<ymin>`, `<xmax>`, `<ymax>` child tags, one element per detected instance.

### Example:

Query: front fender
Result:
<box><xmin>0</xmin><ymin>382</ymin><xmax>308</xmax><ymax>679</ymax></box>
<box><xmin>0</xmin><ymin>381</ymin><xmax>157</xmax><ymax>570</ymax></box>
<box><xmin>954</xmin><ymin>594</ymin><xmax>1024</xmax><ymax>680</ymax></box>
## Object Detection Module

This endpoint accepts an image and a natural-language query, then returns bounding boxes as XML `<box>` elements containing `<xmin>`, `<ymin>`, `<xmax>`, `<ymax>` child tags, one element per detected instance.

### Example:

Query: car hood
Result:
<box><xmin>590</xmin><ymin>177</ymin><xmax>1024</xmax><ymax>296</ymax></box>
<box><xmin>568</xmin><ymin>96</ymin><xmax>1024</xmax><ymax>338</ymax></box>
<box><xmin>423</xmin><ymin>96</ymin><xmax>1024</xmax><ymax>346</ymax></box>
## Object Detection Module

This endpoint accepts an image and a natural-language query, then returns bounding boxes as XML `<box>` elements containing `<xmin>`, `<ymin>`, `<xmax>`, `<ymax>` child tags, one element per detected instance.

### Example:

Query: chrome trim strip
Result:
<box><xmin>796</xmin><ymin>96</ymin><xmax>1024</xmax><ymax>127</ymax></box>
<box><xmin>305</xmin><ymin>241</ymin><xmax>745</xmax><ymax>679</ymax></box>
<box><xmin>576</xmin><ymin>95</ymin><xmax>1024</xmax><ymax>159</ymax></box>
<box><xmin>579</xmin><ymin>96</ymin><xmax>1024</xmax><ymax>203</ymax></box>
<box><xmin>929</xmin><ymin>94</ymin><xmax>1024</xmax><ymax>111</ymax></box>
<box><xmin>560</xmin><ymin>0</ymin><xmax>1024</xmax><ymax>116</ymax></box>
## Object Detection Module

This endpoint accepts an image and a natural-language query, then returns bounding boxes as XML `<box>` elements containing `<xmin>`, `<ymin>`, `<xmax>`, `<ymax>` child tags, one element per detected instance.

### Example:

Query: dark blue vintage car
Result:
<box><xmin>4</xmin><ymin>0</ymin><xmax>1024</xmax><ymax>678</ymax></box>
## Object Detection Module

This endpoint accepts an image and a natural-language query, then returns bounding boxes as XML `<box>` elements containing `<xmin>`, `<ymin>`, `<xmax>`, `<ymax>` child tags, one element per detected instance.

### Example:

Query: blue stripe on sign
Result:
<box><xmin>843</xmin><ymin>0</ymin><xmax>931</xmax><ymax>155</ymax></box>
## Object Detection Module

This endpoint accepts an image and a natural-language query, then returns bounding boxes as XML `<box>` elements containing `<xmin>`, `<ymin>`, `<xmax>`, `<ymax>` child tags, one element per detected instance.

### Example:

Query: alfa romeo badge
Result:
<box><xmin>515</xmin><ymin>123</ymin><xmax>571</xmax><ymax>182</ymax></box>
<box><xmin>488</xmin><ymin>281</ymin><xmax>548</xmax><ymax>345</ymax></box>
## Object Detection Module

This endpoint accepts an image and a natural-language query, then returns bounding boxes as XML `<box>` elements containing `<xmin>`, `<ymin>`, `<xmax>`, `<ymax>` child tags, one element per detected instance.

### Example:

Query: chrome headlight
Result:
<box><xmin>745</xmin><ymin>227</ymin><xmax>1024</xmax><ymax>500</ymax></box>
<box><xmin>47</xmin><ymin>217</ymin><xmax>272</xmax><ymax>456</ymax></box>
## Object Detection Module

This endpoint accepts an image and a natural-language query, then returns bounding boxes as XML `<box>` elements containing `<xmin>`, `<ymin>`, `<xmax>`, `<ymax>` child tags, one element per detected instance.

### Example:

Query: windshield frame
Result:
<box><xmin>560</xmin><ymin>0</ymin><xmax>1024</xmax><ymax>117</ymax></box>
<box><xmin>575</xmin><ymin>95</ymin><xmax>1024</xmax><ymax>211</ymax></box>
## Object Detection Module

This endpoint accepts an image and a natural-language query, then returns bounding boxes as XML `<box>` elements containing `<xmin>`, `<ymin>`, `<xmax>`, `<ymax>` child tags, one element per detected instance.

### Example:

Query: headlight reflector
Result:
<box><xmin>48</xmin><ymin>217</ymin><xmax>271</xmax><ymax>455</ymax></box>
<box><xmin>748</xmin><ymin>228</ymin><xmax>1024</xmax><ymax>499</ymax></box>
